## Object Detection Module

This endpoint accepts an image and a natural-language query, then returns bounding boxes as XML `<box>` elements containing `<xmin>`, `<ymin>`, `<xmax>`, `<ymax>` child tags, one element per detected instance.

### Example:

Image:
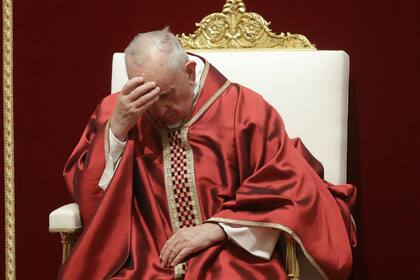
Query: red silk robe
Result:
<box><xmin>59</xmin><ymin>58</ymin><xmax>356</xmax><ymax>280</ymax></box>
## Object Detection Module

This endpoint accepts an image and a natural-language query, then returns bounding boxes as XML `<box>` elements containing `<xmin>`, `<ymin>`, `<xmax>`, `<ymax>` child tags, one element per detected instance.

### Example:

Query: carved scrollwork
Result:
<box><xmin>177</xmin><ymin>0</ymin><xmax>316</xmax><ymax>49</ymax></box>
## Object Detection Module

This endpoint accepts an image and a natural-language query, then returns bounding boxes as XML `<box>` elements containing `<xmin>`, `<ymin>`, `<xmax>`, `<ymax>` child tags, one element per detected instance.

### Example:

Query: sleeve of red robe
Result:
<box><xmin>62</xmin><ymin>99</ymin><xmax>110</xmax><ymax>226</ymax></box>
<box><xmin>59</xmin><ymin>94</ymin><xmax>134</xmax><ymax>280</ymax></box>
<box><xmin>208</xmin><ymin>86</ymin><xmax>356</xmax><ymax>280</ymax></box>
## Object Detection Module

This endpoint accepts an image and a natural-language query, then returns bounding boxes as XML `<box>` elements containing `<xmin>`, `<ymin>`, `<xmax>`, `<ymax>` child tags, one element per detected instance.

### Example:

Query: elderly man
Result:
<box><xmin>60</xmin><ymin>28</ymin><xmax>356</xmax><ymax>279</ymax></box>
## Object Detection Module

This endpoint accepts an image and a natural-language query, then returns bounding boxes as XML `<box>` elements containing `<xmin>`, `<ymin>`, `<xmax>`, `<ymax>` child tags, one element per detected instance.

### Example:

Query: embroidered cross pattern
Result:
<box><xmin>168</xmin><ymin>130</ymin><xmax>197</xmax><ymax>229</ymax></box>
<box><xmin>168</xmin><ymin>129</ymin><xmax>197</xmax><ymax>278</ymax></box>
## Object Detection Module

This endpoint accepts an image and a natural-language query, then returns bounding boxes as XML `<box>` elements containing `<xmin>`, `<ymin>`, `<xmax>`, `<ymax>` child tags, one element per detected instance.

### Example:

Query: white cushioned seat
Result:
<box><xmin>49</xmin><ymin>203</ymin><xmax>82</xmax><ymax>232</ymax></box>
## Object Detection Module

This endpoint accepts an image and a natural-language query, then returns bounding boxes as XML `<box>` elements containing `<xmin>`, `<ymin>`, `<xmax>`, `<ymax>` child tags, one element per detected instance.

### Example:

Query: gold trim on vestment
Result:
<box><xmin>162</xmin><ymin>134</ymin><xmax>180</xmax><ymax>231</ymax></box>
<box><xmin>174</xmin><ymin>263</ymin><xmax>185</xmax><ymax>280</ymax></box>
<box><xmin>184</xmin><ymin>80</ymin><xmax>231</xmax><ymax>127</ymax></box>
<box><xmin>179</xmin><ymin>128</ymin><xmax>203</xmax><ymax>225</ymax></box>
<box><xmin>162</xmin><ymin>128</ymin><xmax>204</xmax><ymax>229</ymax></box>
<box><xmin>191</xmin><ymin>60</ymin><xmax>210</xmax><ymax>108</ymax></box>
<box><xmin>104</xmin><ymin>120</ymin><xmax>111</xmax><ymax>163</ymax></box>
<box><xmin>206</xmin><ymin>217</ymin><xmax>329</xmax><ymax>280</ymax></box>
<box><xmin>162</xmin><ymin>127</ymin><xmax>204</xmax><ymax>279</ymax></box>
<box><xmin>3</xmin><ymin>0</ymin><xmax>15</xmax><ymax>278</ymax></box>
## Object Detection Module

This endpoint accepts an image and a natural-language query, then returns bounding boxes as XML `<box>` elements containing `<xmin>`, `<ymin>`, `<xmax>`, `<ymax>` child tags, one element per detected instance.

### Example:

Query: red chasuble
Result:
<box><xmin>59</xmin><ymin>58</ymin><xmax>356</xmax><ymax>280</ymax></box>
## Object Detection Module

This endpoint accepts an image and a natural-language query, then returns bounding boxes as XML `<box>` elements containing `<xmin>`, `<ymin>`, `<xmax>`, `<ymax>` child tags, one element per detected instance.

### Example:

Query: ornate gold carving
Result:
<box><xmin>177</xmin><ymin>0</ymin><xmax>315</xmax><ymax>49</ymax></box>
<box><xmin>3</xmin><ymin>0</ymin><xmax>15</xmax><ymax>278</ymax></box>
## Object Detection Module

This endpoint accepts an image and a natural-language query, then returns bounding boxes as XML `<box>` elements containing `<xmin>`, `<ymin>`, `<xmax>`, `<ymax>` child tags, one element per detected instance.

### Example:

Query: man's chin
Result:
<box><xmin>150</xmin><ymin>112</ymin><xmax>187</xmax><ymax>127</ymax></box>
<box><xmin>160</xmin><ymin>117</ymin><xmax>183</xmax><ymax>128</ymax></box>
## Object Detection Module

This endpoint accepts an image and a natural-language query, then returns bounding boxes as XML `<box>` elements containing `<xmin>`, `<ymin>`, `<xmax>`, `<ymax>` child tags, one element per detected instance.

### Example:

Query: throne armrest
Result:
<box><xmin>49</xmin><ymin>203</ymin><xmax>82</xmax><ymax>263</ymax></box>
<box><xmin>49</xmin><ymin>203</ymin><xmax>82</xmax><ymax>233</ymax></box>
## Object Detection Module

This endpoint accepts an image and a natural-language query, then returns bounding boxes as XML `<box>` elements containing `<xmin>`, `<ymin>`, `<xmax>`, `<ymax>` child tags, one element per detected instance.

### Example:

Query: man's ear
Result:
<box><xmin>184</xmin><ymin>60</ymin><xmax>196</xmax><ymax>85</ymax></box>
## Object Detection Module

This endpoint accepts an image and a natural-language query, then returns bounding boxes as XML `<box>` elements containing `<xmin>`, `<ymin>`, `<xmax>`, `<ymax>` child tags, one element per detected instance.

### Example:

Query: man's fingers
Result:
<box><xmin>132</xmin><ymin>87</ymin><xmax>160</xmax><ymax>109</ymax></box>
<box><xmin>160</xmin><ymin>234</ymin><xmax>176</xmax><ymax>259</ymax></box>
<box><xmin>120</xmin><ymin>77</ymin><xmax>144</xmax><ymax>96</ymax></box>
<box><xmin>171</xmin><ymin>247</ymin><xmax>192</xmax><ymax>267</ymax></box>
<box><xmin>160</xmin><ymin>235</ymin><xmax>181</xmax><ymax>267</ymax></box>
<box><xmin>127</xmin><ymin>82</ymin><xmax>157</xmax><ymax>102</ymax></box>
<box><xmin>134</xmin><ymin>95</ymin><xmax>159</xmax><ymax>117</ymax></box>
<box><xmin>161</xmin><ymin>241</ymin><xmax>181</xmax><ymax>267</ymax></box>
<box><xmin>167</xmin><ymin>241</ymin><xmax>186</xmax><ymax>267</ymax></box>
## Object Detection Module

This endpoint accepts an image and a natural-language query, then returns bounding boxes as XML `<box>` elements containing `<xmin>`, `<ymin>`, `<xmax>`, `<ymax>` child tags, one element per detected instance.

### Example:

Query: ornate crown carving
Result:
<box><xmin>177</xmin><ymin>0</ymin><xmax>316</xmax><ymax>49</ymax></box>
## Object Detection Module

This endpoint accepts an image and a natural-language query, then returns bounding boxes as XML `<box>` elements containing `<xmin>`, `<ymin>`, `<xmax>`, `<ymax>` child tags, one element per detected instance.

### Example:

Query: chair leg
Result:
<box><xmin>60</xmin><ymin>232</ymin><xmax>76</xmax><ymax>264</ymax></box>
<box><xmin>285</xmin><ymin>234</ymin><xmax>300</xmax><ymax>280</ymax></box>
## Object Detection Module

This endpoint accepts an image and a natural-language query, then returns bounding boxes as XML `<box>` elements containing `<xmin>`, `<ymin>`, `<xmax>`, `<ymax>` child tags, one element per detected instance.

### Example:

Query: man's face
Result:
<box><xmin>126</xmin><ymin>57</ymin><xmax>196</xmax><ymax>126</ymax></box>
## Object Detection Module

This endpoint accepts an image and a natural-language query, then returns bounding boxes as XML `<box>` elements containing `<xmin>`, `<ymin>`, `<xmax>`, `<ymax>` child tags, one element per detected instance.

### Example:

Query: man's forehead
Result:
<box><xmin>144</xmin><ymin>73</ymin><xmax>175</xmax><ymax>93</ymax></box>
<box><xmin>127</xmin><ymin>59</ymin><xmax>176</xmax><ymax>92</ymax></box>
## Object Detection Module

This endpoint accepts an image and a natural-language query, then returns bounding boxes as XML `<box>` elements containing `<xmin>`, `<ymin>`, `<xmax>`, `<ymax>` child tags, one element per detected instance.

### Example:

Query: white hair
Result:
<box><xmin>125</xmin><ymin>27</ymin><xmax>188</xmax><ymax>71</ymax></box>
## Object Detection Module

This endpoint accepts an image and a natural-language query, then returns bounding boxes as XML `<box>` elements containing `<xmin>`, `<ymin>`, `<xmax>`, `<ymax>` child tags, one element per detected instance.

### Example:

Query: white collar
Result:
<box><xmin>188</xmin><ymin>54</ymin><xmax>205</xmax><ymax>97</ymax></box>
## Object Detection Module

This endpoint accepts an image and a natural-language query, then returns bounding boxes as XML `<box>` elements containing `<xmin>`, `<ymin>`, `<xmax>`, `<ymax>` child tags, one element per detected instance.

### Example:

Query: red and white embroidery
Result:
<box><xmin>168</xmin><ymin>129</ymin><xmax>197</xmax><ymax>229</ymax></box>
<box><xmin>163</xmin><ymin>128</ymin><xmax>203</xmax><ymax>278</ymax></box>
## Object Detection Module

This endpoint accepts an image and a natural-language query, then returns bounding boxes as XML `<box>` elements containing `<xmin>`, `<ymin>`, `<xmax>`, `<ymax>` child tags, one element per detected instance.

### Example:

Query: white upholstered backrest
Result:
<box><xmin>111</xmin><ymin>50</ymin><xmax>349</xmax><ymax>184</ymax></box>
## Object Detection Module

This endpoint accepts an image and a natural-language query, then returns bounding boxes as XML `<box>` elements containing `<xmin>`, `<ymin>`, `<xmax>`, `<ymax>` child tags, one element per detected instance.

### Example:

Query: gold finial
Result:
<box><xmin>177</xmin><ymin>0</ymin><xmax>315</xmax><ymax>49</ymax></box>
<box><xmin>222</xmin><ymin>0</ymin><xmax>246</xmax><ymax>13</ymax></box>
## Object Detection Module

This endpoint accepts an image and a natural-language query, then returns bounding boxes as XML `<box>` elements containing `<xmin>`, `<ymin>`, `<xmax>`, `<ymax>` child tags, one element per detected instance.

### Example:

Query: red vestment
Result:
<box><xmin>59</xmin><ymin>58</ymin><xmax>356</xmax><ymax>280</ymax></box>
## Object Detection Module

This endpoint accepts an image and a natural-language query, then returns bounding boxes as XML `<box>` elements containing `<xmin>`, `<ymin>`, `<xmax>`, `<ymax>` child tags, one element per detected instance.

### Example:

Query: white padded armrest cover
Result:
<box><xmin>49</xmin><ymin>203</ymin><xmax>82</xmax><ymax>232</ymax></box>
<box><xmin>111</xmin><ymin>50</ymin><xmax>349</xmax><ymax>184</ymax></box>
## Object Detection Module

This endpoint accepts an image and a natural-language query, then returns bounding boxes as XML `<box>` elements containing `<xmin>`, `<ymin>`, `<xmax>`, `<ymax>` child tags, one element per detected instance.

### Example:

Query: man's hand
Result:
<box><xmin>160</xmin><ymin>223</ymin><xmax>227</xmax><ymax>267</ymax></box>
<box><xmin>110</xmin><ymin>77</ymin><xmax>160</xmax><ymax>141</ymax></box>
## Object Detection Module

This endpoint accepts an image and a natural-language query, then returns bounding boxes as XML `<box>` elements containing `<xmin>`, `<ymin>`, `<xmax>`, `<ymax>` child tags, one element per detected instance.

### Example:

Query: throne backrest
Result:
<box><xmin>111</xmin><ymin>50</ymin><xmax>349</xmax><ymax>184</ymax></box>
